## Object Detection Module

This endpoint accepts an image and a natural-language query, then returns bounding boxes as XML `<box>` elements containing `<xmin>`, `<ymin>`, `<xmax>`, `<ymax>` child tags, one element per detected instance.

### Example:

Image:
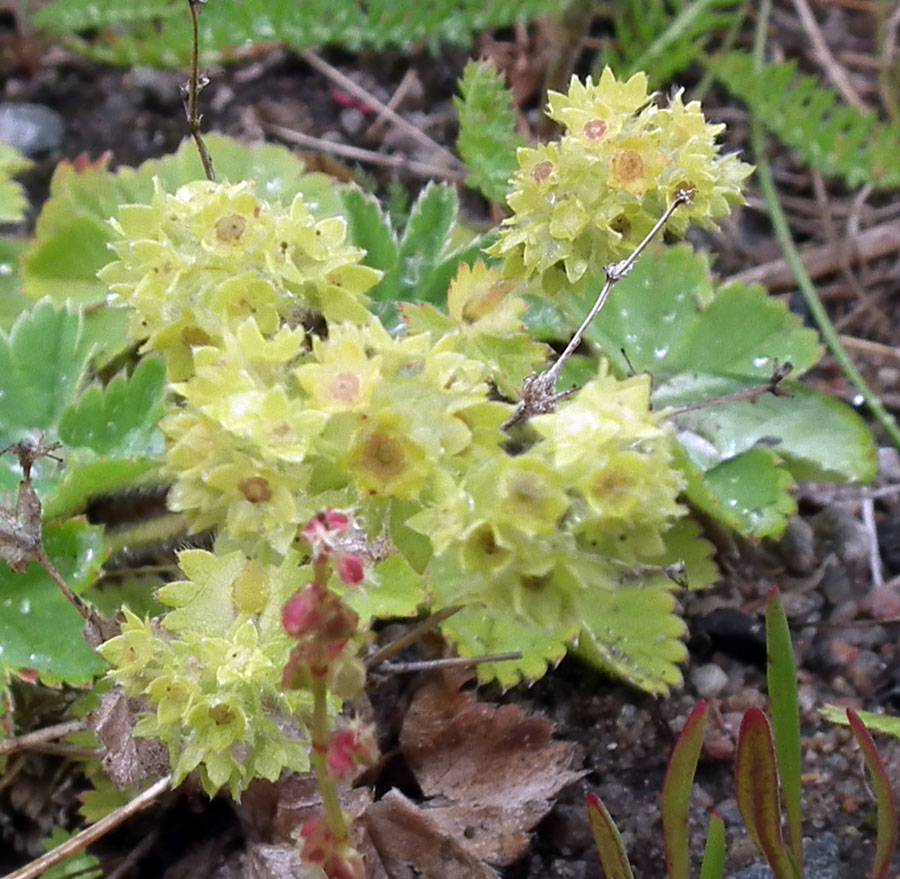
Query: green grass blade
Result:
<box><xmin>735</xmin><ymin>709</ymin><xmax>800</xmax><ymax>879</ymax></box>
<box><xmin>765</xmin><ymin>587</ymin><xmax>803</xmax><ymax>872</ymax></box>
<box><xmin>661</xmin><ymin>701</ymin><xmax>709</xmax><ymax>879</ymax></box>
<box><xmin>846</xmin><ymin>709</ymin><xmax>898</xmax><ymax>879</ymax></box>
<box><xmin>698</xmin><ymin>811</ymin><xmax>726</xmax><ymax>879</ymax></box>
<box><xmin>586</xmin><ymin>792</ymin><xmax>636</xmax><ymax>879</ymax></box>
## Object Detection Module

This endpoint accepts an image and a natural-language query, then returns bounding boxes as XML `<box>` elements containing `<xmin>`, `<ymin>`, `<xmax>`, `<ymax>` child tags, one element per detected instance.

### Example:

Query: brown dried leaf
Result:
<box><xmin>90</xmin><ymin>689</ymin><xmax>170</xmax><ymax>789</ymax></box>
<box><xmin>365</xmin><ymin>789</ymin><xmax>497</xmax><ymax>879</ymax></box>
<box><xmin>398</xmin><ymin>670</ymin><xmax>584</xmax><ymax>865</ymax></box>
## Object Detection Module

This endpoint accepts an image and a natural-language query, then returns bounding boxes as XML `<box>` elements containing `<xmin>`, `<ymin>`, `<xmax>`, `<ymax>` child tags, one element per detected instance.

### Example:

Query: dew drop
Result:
<box><xmin>0</xmin><ymin>263</ymin><xmax>11</xmax><ymax>276</ymax></box>
<box><xmin>18</xmin><ymin>598</ymin><xmax>30</xmax><ymax>614</ymax></box>
<box><xmin>752</xmin><ymin>356</ymin><xmax>769</xmax><ymax>368</ymax></box>
<box><xmin>727</xmin><ymin>498</ymin><xmax>738</xmax><ymax>508</ymax></box>
<box><xmin>653</xmin><ymin>346</ymin><xmax>669</xmax><ymax>360</ymax></box>
<box><xmin>852</xmin><ymin>393</ymin><xmax>865</xmax><ymax>407</ymax></box>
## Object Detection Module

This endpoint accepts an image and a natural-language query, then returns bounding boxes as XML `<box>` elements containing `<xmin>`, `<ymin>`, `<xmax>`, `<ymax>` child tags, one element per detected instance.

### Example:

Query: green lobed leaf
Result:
<box><xmin>846</xmin><ymin>709</ymin><xmax>899</xmax><ymax>879</ymax></box>
<box><xmin>441</xmin><ymin>607</ymin><xmax>575</xmax><ymax>688</ymax></box>
<box><xmin>677</xmin><ymin>446</ymin><xmax>796</xmax><ymax>539</ymax></box>
<box><xmin>663</xmin><ymin>382</ymin><xmax>877</xmax><ymax>484</ymax></box>
<box><xmin>713</xmin><ymin>51</ymin><xmax>900</xmax><ymax>190</ymax></box>
<box><xmin>661</xmin><ymin>701</ymin><xmax>709</xmax><ymax>879</ymax></box>
<box><xmin>586</xmin><ymin>792</ymin><xmax>636</xmax><ymax>879</ymax></box>
<box><xmin>59</xmin><ymin>357</ymin><xmax>166</xmax><ymax>457</ymax></box>
<box><xmin>0</xmin><ymin>142</ymin><xmax>31</xmax><ymax>224</ymax></box>
<box><xmin>341</xmin><ymin>553</ymin><xmax>426</xmax><ymax>624</ymax></box>
<box><xmin>43</xmin><ymin>456</ymin><xmax>162</xmax><ymax>521</ymax></box>
<box><xmin>573</xmin><ymin>582</ymin><xmax>688</xmax><ymax>695</ymax></box>
<box><xmin>528</xmin><ymin>244</ymin><xmax>874</xmax><ymax>535</ymax></box>
<box><xmin>821</xmin><ymin>704</ymin><xmax>900</xmax><ymax>737</ymax></box>
<box><xmin>0</xmin><ymin>237</ymin><xmax>30</xmax><ymax>331</ymax></box>
<box><xmin>0</xmin><ymin>519</ymin><xmax>107</xmax><ymax>691</ymax></box>
<box><xmin>33</xmin><ymin>0</ymin><xmax>560</xmax><ymax>63</ymax></box>
<box><xmin>455</xmin><ymin>60</ymin><xmax>524</xmax><ymax>203</ymax></box>
<box><xmin>765</xmin><ymin>588</ymin><xmax>804</xmax><ymax>872</ymax></box>
<box><xmin>39</xmin><ymin>827</ymin><xmax>103</xmax><ymax>879</ymax></box>
<box><xmin>0</xmin><ymin>301</ymin><xmax>91</xmax><ymax>435</ymax></box>
<box><xmin>340</xmin><ymin>186</ymin><xmax>399</xmax><ymax>277</ymax></box>
<box><xmin>735</xmin><ymin>709</ymin><xmax>801</xmax><ymax>879</ymax></box>
<box><xmin>22</xmin><ymin>135</ymin><xmax>340</xmax><ymax>306</ymax></box>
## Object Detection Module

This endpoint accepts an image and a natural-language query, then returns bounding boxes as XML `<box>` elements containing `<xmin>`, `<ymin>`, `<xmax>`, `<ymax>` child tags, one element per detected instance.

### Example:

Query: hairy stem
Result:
<box><xmin>751</xmin><ymin>1</ymin><xmax>900</xmax><ymax>450</ymax></box>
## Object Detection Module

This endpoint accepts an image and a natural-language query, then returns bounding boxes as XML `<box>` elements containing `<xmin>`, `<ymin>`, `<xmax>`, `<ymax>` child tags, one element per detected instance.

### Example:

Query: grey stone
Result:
<box><xmin>729</xmin><ymin>833</ymin><xmax>839</xmax><ymax>879</ymax></box>
<box><xmin>0</xmin><ymin>103</ymin><xmax>64</xmax><ymax>157</ymax></box>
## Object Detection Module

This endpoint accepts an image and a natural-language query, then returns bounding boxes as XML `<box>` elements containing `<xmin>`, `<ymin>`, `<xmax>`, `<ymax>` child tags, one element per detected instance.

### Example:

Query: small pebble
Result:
<box><xmin>340</xmin><ymin>107</ymin><xmax>366</xmax><ymax>135</ymax></box>
<box><xmin>0</xmin><ymin>102</ymin><xmax>64</xmax><ymax>157</ymax></box>
<box><xmin>811</xmin><ymin>507</ymin><xmax>870</xmax><ymax>564</ymax></box>
<box><xmin>845</xmin><ymin>648</ymin><xmax>883</xmax><ymax>694</ymax></box>
<box><xmin>778</xmin><ymin>516</ymin><xmax>817</xmax><ymax>574</ymax></box>
<box><xmin>690</xmin><ymin>662</ymin><xmax>729</xmax><ymax>699</ymax></box>
<box><xmin>878</xmin><ymin>445</ymin><xmax>900</xmax><ymax>480</ymax></box>
<box><xmin>858</xmin><ymin>586</ymin><xmax>900</xmax><ymax>620</ymax></box>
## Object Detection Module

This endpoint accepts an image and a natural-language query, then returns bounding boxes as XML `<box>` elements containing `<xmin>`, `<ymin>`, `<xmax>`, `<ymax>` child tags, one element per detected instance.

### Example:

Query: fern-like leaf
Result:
<box><xmin>34</xmin><ymin>0</ymin><xmax>561</xmax><ymax>65</ymax></box>
<box><xmin>713</xmin><ymin>51</ymin><xmax>900</xmax><ymax>190</ymax></box>
<box><xmin>596</xmin><ymin>0</ymin><xmax>743</xmax><ymax>86</ymax></box>
<box><xmin>455</xmin><ymin>60</ymin><xmax>524</xmax><ymax>203</ymax></box>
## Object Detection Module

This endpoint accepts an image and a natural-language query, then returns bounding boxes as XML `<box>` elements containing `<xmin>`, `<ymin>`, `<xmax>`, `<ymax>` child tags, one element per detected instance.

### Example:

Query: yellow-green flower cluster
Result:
<box><xmin>99</xmin><ymin>550</ymin><xmax>314</xmax><ymax>798</ymax></box>
<box><xmin>99</xmin><ymin>179</ymin><xmax>381</xmax><ymax>380</ymax></box>
<box><xmin>411</xmin><ymin>362</ymin><xmax>684</xmax><ymax>628</ymax></box>
<box><xmin>161</xmin><ymin>314</ymin><xmax>510</xmax><ymax>557</ymax></box>
<box><xmin>488</xmin><ymin>68</ymin><xmax>753</xmax><ymax>294</ymax></box>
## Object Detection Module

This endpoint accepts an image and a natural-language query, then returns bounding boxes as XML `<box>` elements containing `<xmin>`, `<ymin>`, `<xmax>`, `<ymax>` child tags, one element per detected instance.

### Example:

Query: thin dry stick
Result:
<box><xmin>667</xmin><ymin>363</ymin><xmax>792</xmax><ymax>416</ymax></box>
<box><xmin>365</xmin><ymin>67</ymin><xmax>419</xmax><ymax>139</ymax></box>
<box><xmin>299</xmin><ymin>50</ymin><xmax>464</xmax><ymax>171</ymax></box>
<box><xmin>263</xmin><ymin>122</ymin><xmax>466</xmax><ymax>182</ymax></box>
<box><xmin>1</xmin><ymin>774</ymin><xmax>172</xmax><ymax>879</ymax></box>
<box><xmin>841</xmin><ymin>334</ymin><xmax>900</xmax><ymax>361</ymax></box>
<box><xmin>861</xmin><ymin>494</ymin><xmax>885</xmax><ymax>588</ymax></box>
<box><xmin>792</xmin><ymin>0</ymin><xmax>868</xmax><ymax>110</ymax></box>
<box><xmin>380</xmin><ymin>653</ymin><xmax>524</xmax><ymax>674</ymax></box>
<box><xmin>366</xmin><ymin>605</ymin><xmax>462</xmax><ymax>668</ymax></box>
<box><xmin>726</xmin><ymin>217</ymin><xmax>900</xmax><ymax>291</ymax></box>
<box><xmin>502</xmin><ymin>192</ymin><xmax>689</xmax><ymax>430</ymax></box>
<box><xmin>34</xmin><ymin>544</ymin><xmax>103</xmax><ymax>631</ymax></box>
<box><xmin>183</xmin><ymin>0</ymin><xmax>215</xmax><ymax>182</ymax></box>
<box><xmin>0</xmin><ymin>719</ymin><xmax>86</xmax><ymax>758</ymax></box>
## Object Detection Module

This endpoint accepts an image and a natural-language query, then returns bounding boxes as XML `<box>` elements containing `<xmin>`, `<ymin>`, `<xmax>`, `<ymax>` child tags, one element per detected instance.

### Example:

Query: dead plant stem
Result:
<box><xmin>0</xmin><ymin>774</ymin><xmax>172</xmax><ymax>879</ymax></box>
<box><xmin>184</xmin><ymin>0</ymin><xmax>215</xmax><ymax>181</ymax></box>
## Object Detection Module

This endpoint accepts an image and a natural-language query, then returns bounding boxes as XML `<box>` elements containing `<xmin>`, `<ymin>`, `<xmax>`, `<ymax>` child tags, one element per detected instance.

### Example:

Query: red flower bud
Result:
<box><xmin>336</xmin><ymin>554</ymin><xmax>365</xmax><ymax>585</ymax></box>
<box><xmin>282</xmin><ymin>583</ymin><xmax>326</xmax><ymax>637</ymax></box>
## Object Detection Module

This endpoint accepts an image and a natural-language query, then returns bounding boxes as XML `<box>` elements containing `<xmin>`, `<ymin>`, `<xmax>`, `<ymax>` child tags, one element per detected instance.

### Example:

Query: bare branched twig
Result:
<box><xmin>182</xmin><ymin>0</ymin><xmax>215</xmax><ymax>182</ymax></box>
<box><xmin>366</xmin><ymin>605</ymin><xmax>462</xmax><ymax>668</ymax></box>
<box><xmin>666</xmin><ymin>361</ymin><xmax>793</xmax><ymax>417</ymax></box>
<box><xmin>502</xmin><ymin>192</ymin><xmax>691</xmax><ymax>430</ymax></box>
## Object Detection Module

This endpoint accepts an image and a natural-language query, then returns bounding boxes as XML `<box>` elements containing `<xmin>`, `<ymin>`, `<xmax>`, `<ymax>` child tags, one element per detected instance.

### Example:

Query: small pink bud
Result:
<box><xmin>336</xmin><ymin>554</ymin><xmax>365</xmax><ymax>585</ymax></box>
<box><xmin>302</xmin><ymin>509</ymin><xmax>354</xmax><ymax>559</ymax></box>
<box><xmin>299</xmin><ymin>816</ymin><xmax>331</xmax><ymax>864</ymax></box>
<box><xmin>326</xmin><ymin>722</ymin><xmax>379</xmax><ymax>780</ymax></box>
<box><xmin>282</xmin><ymin>583</ymin><xmax>326</xmax><ymax>638</ymax></box>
